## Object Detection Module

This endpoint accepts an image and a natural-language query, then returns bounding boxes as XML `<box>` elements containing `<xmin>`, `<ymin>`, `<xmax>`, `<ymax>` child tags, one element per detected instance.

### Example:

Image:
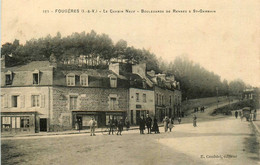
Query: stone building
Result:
<box><xmin>1</xmin><ymin>58</ymin><xmax>181</xmax><ymax>133</ymax></box>
<box><xmin>1</xmin><ymin>61</ymin><xmax>53</xmax><ymax>133</ymax></box>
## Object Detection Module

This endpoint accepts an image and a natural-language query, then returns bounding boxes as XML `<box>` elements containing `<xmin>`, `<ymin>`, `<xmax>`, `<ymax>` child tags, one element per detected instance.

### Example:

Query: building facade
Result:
<box><xmin>1</xmin><ymin>58</ymin><xmax>182</xmax><ymax>133</ymax></box>
<box><xmin>1</xmin><ymin>61</ymin><xmax>53</xmax><ymax>133</ymax></box>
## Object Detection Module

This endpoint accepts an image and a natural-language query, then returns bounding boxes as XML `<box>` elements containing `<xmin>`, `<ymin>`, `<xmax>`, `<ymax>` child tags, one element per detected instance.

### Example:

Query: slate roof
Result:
<box><xmin>1</xmin><ymin>61</ymin><xmax>53</xmax><ymax>72</ymax></box>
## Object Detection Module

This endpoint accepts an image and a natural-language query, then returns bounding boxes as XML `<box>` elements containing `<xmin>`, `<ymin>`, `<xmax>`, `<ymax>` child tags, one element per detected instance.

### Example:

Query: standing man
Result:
<box><xmin>235</xmin><ymin>111</ymin><xmax>238</xmax><ymax>119</ymax></box>
<box><xmin>108</xmin><ymin>118</ymin><xmax>114</xmax><ymax>135</ymax></box>
<box><xmin>145</xmin><ymin>114</ymin><xmax>152</xmax><ymax>134</ymax></box>
<box><xmin>89</xmin><ymin>117</ymin><xmax>97</xmax><ymax>136</ymax></box>
<box><xmin>139</xmin><ymin>116</ymin><xmax>145</xmax><ymax>134</ymax></box>
<box><xmin>125</xmin><ymin>117</ymin><xmax>130</xmax><ymax>131</ymax></box>
<box><xmin>117</xmin><ymin>118</ymin><xmax>123</xmax><ymax>136</ymax></box>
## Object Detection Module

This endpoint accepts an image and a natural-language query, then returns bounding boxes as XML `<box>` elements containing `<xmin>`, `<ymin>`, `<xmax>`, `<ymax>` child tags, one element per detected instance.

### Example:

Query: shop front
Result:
<box><xmin>72</xmin><ymin>111</ymin><xmax>125</xmax><ymax>130</ymax></box>
<box><xmin>1</xmin><ymin>111</ymin><xmax>41</xmax><ymax>134</ymax></box>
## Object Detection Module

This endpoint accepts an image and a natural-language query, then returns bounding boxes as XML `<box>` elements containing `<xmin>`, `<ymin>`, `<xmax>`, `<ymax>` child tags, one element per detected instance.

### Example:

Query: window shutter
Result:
<box><xmin>4</xmin><ymin>94</ymin><xmax>8</xmax><ymax>107</ymax></box>
<box><xmin>40</xmin><ymin>95</ymin><xmax>45</xmax><ymax>108</ymax></box>
<box><xmin>20</xmin><ymin>95</ymin><xmax>25</xmax><ymax>108</ymax></box>
<box><xmin>28</xmin><ymin>95</ymin><xmax>32</xmax><ymax>107</ymax></box>
<box><xmin>8</xmin><ymin>95</ymin><xmax>12</xmax><ymax>107</ymax></box>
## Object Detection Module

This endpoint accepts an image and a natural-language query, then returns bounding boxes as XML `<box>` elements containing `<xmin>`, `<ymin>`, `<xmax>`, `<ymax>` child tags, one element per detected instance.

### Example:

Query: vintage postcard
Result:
<box><xmin>1</xmin><ymin>0</ymin><xmax>260</xmax><ymax>164</ymax></box>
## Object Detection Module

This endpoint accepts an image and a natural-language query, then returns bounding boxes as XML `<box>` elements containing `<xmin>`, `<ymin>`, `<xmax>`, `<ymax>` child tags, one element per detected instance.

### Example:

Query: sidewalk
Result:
<box><xmin>1</xmin><ymin>125</ymin><xmax>141</xmax><ymax>138</ymax></box>
<box><xmin>252</xmin><ymin>109</ymin><xmax>260</xmax><ymax>134</ymax></box>
<box><xmin>1</xmin><ymin>124</ymin><xmax>169</xmax><ymax>138</ymax></box>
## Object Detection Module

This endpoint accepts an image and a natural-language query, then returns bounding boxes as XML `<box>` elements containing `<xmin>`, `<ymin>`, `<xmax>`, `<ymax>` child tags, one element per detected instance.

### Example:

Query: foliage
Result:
<box><xmin>1</xmin><ymin>30</ymin><xmax>250</xmax><ymax>99</ymax></box>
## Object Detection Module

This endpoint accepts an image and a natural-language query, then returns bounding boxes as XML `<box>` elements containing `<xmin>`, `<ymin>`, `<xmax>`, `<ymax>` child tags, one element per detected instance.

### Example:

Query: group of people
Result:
<box><xmin>235</xmin><ymin>109</ymin><xmax>257</xmax><ymax>121</ymax></box>
<box><xmin>139</xmin><ymin>114</ymin><xmax>157</xmax><ymax>134</ymax></box>
<box><xmin>108</xmin><ymin>117</ymin><xmax>130</xmax><ymax>136</ymax></box>
<box><xmin>194</xmin><ymin>106</ymin><xmax>205</xmax><ymax>113</ymax></box>
<box><xmin>138</xmin><ymin>115</ymin><xmax>184</xmax><ymax>134</ymax></box>
<box><xmin>88</xmin><ymin>113</ymin><xmax>198</xmax><ymax>136</ymax></box>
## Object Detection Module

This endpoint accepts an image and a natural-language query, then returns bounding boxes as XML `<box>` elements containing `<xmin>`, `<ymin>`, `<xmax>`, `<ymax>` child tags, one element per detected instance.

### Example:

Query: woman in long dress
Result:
<box><xmin>193</xmin><ymin>115</ymin><xmax>197</xmax><ymax>127</ymax></box>
<box><xmin>163</xmin><ymin>116</ymin><xmax>169</xmax><ymax>132</ymax></box>
<box><xmin>168</xmin><ymin>117</ymin><xmax>174</xmax><ymax>132</ymax></box>
<box><xmin>152</xmin><ymin>118</ymin><xmax>160</xmax><ymax>134</ymax></box>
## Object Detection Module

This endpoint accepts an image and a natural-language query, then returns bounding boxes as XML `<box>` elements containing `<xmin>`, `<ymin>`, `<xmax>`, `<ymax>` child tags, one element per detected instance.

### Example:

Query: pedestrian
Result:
<box><xmin>114</xmin><ymin>119</ymin><xmax>118</xmax><ymax>132</ymax></box>
<box><xmin>89</xmin><ymin>117</ymin><xmax>97</xmax><ymax>136</ymax></box>
<box><xmin>193</xmin><ymin>115</ymin><xmax>197</xmax><ymax>127</ymax></box>
<box><xmin>178</xmin><ymin>117</ymin><xmax>181</xmax><ymax>124</ymax></box>
<box><xmin>163</xmin><ymin>116</ymin><xmax>169</xmax><ymax>132</ymax></box>
<box><xmin>139</xmin><ymin>116</ymin><xmax>145</xmax><ymax>134</ymax></box>
<box><xmin>253</xmin><ymin>109</ymin><xmax>257</xmax><ymax>121</ymax></box>
<box><xmin>145</xmin><ymin>114</ymin><xmax>152</xmax><ymax>134</ymax></box>
<box><xmin>152</xmin><ymin>117</ymin><xmax>160</xmax><ymax>134</ymax></box>
<box><xmin>125</xmin><ymin>117</ymin><xmax>130</xmax><ymax>131</ymax></box>
<box><xmin>235</xmin><ymin>111</ymin><xmax>238</xmax><ymax>119</ymax></box>
<box><xmin>168</xmin><ymin>117</ymin><xmax>174</xmax><ymax>132</ymax></box>
<box><xmin>108</xmin><ymin>118</ymin><xmax>114</xmax><ymax>135</ymax></box>
<box><xmin>117</xmin><ymin>118</ymin><xmax>123</xmax><ymax>135</ymax></box>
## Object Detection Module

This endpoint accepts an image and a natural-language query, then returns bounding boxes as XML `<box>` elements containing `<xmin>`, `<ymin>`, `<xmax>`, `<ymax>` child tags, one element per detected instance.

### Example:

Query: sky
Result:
<box><xmin>1</xmin><ymin>0</ymin><xmax>260</xmax><ymax>87</ymax></box>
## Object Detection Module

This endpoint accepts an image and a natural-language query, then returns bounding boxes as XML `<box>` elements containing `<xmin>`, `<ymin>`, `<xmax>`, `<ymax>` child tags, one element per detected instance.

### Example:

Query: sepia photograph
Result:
<box><xmin>1</xmin><ymin>0</ymin><xmax>260</xmax><ymax>164</ymax></box>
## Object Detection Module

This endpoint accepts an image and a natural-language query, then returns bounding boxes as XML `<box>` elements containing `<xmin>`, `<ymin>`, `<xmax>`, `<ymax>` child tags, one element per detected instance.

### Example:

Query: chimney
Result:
<box><xmin>1</xmin><ymin>55</ymin><xmax>5</xmax><ymax>68</ymax></box>
<box><xmin>147</xmin><ymin>70</ymin><xmax>155</xmax><ymax>77</ymax></box>
<box><xmin>109</xmin><ymin>63</ymin><xmax>120</xmax><ymax>75</ymax></box>
<box><xmin>132</xmin><ymin>63</ymin><xmax>146</xmax><ymax>78</ymax></box>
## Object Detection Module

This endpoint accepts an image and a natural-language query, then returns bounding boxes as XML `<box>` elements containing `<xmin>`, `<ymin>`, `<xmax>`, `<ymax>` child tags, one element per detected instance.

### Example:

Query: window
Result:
<box><xmin>2</xmin><ymin>117</ymin><xmax>11</xmax><ymax>128</ymax></box>
<box><xmin>67</xmin><ymin>74</ymin><xmax>75</xmax><ymax>86</ymax></box>
<box><xmin>80</xmin><ymin>74</ymin><xmax>88</xmax><ymax>86</ymax></box>
<box><xmin>110</xmin><ymin>77</ymin><xmax>117</xmax><ymax>88</ymax></box>
<box><xmin>156</xmin><ymin>94</ymin><xmax>158</xmax><ymax>105</ymax></box>
<box><xmin>5</xmin><ymin>74</ymin><xmax>12</xmax><ymax>85</ymax></box>
<box><xmin>32</xmin><ymin>95</ymin><xmax>40</xmax><ymax>107</ymax></box>
<box><xmin>33</xmin><ymin>73</ymin><xmax>39</xmax><ymax>85</ymax></box>
<box><xmin>136</xmin><ymin>93</ymin><xmax>140</xmax><ymax>102</ymax></box>
<box><xmin>11</xmin><ymin>95</ymin><xmax>18</xmax><ymax>107</ymax></box>
<box><xmin>70</xmin><ymin>96</ymin><xmax>77</xmax><ymax>110</ymax></box>
<box><xmin>110</xmin><ymin>97</ymin><xmax>117</xmax><ymax>110</ymax></box>
<box><xmin>170</xmin><ymin>96</ymin><xmax>172</xmax><ymax>105</ymax></box>
<box><xmin>5</xmin><ymin>71</ymin><xmax>13</xmax><ymax>85</ymax></box>
<box><xmin>143</xmin><ymin>94</ymin><xmax>146</xmax><ymax>103</ymax></box>
<box><xmin>21</xmin><ymin>117</ymin><xmax>30</xmax><ymax>128</ymax></box>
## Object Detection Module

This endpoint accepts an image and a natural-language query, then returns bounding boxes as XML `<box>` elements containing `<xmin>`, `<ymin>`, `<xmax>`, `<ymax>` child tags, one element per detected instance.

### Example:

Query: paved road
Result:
<box><xmin>2</xmin><ymin>116</ymin><xmax>259</xmax><ymax>165</ymax></box>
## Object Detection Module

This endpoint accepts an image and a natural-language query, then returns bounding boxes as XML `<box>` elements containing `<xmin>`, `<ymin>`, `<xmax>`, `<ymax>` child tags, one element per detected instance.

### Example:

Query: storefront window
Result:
<box><xmin>21</xmin><ymin>117</ymin><xmax>30</xmax><ymax>128</ymax></box>
<box><xmin>2</xmin><ymin>117</ymin><xmax>11</xmax><ymax>128</ymax></box>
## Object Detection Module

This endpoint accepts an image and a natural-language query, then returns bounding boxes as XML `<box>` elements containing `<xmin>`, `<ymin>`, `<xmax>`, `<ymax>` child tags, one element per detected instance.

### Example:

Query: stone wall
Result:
<box><xmin>50</xmin><ymin>87</ymin><xmax>128</xmax><ymax>131</ymax></box>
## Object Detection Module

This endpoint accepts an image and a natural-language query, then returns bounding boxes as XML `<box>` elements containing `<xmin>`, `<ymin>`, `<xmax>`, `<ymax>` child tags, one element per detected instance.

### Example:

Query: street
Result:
<box><xmin>2</xmin><ymin>115</ymin><xmax>259</xmax><ymax>165</ymax></box>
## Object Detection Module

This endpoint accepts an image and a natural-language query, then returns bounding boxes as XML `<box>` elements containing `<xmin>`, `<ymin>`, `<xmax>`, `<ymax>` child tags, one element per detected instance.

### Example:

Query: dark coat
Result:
<box><xmin>139</xmin><ymin>118</ymin><xmax>145</xmax><ymax>130</ymax></box>
<box><xmin>118</xmin><ymin>119</ymin><xmax>124</xmax><ymax>131</ymax></box>
<box><xmin>146</xmin><ymin>117</ymin><xmax>152</xmax><ymax>128</ymax></box>
<box><xmin>152</xmin><ymin>118</ymin><xmax>159</xmax><ymax>132</ymax></box>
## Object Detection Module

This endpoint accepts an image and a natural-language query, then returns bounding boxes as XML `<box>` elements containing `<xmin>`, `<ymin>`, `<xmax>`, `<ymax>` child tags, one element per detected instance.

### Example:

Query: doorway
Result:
<box><xmin>40</xmin><ymin>118</ymin><xmax>47</xmax><ymax>132</ymax></box>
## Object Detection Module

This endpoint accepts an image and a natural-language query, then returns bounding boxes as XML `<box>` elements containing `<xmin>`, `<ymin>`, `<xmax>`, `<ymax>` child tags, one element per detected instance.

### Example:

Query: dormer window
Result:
<box><xmin>142</xmin><ymin>79</ymin><xmax>147</xmax><ymax>89</ymax></box>
<box><xmin>32</xmin><ymin>70</ymin><xmax>40</xmax><ymax>85</ymax></box>
<box><xmin>80</xmin><ymin>74</ymin><xmax>88</xmax><ymax>86</ymax></box>
<box><xmin>67</xmin><ymin>73</ymin><xmax>75</xmax><ymax>86</ymax></box>
<box><xmin>5</xmin><ymin>70</ymin><xmax>12</xmax><ymax>85</ymax></box>
<box><xmin>109</xmin><ymin>75</ymin><xmax>117</xmax><ymax>88</ymax></box>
